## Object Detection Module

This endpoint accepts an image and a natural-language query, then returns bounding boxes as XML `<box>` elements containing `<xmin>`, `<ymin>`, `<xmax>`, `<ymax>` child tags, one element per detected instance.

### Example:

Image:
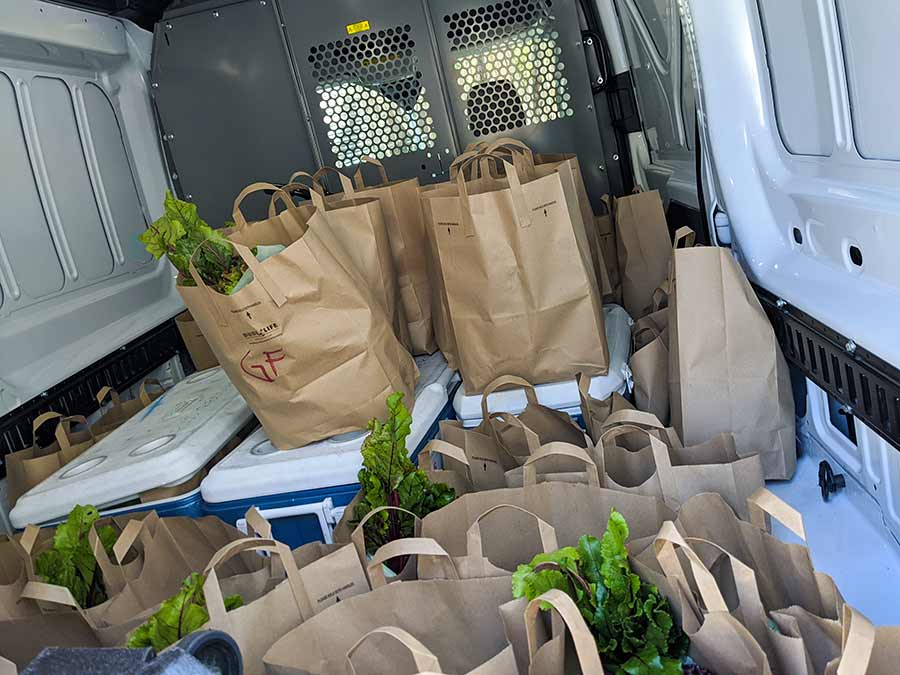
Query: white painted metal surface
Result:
<box><xmin>770</xmin><ymin>430</ymin><xmax>900</xmax><ymax>625</ymax></box>
<box><xmin>681</xmin><ymin>0</ymin><xmax>900</xmax><ymax>371</ymax></box>
<box><xmin>10</xmin><ymin>367</ymin><xmax>252</xmax><ymax>527</ymax></box>
<box><xmin>0</xmin><ymin>2</ymin><xmax>179</xmax><ymax>416</ymax></box>
<box><xmin>453</xmin><ymin>304</ymin><xmax>632</xmax><ymax>427</ymax></box>
<box><xmin>201</xmin><ymin>352</ymin><xmax>456</xmax><ymax>503</ymax></box>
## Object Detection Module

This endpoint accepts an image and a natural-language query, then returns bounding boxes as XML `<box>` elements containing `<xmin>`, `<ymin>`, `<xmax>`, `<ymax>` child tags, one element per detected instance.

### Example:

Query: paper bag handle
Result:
<box><xmin>489</xmin><ymin>412</ymin><xmax>541</xmax><ymax>456</ymax></box>
<box><xmin>288</xmin><ymin>170</ymin><xmax>332</xmax><ymax>195</ymax></box>
<box><xmin>232</xmin><ymin>182</ymin><xmax>292</xmax><ymax>229</ymax></box>
<box><xmin>19</xmin><ymin>525</ymin><xmax>41</xmax><ymax>556</ymax></box>
<box><xmin>243</xmin><ymin>506</ymin><xmax>273</xmax><ymax>539</ymax></box>
<box><xmin>346</xmin><ymin>627</ymin><xmax>441</xmax><ymax>675</ymax></box>
<box><xmin>522</xmin><ymin>442</ymin><xmax>600</xmax><ymax>486</ymax></box>
<box><xmin>653</xmin><ymin>522</ymin><xmax>729</xmax><ymax>615</ymax></box>
<box><xmin>267</xmin><ymin>180</ymin><xmax>314</xmax><ymax>220</ymax></box>
<box><xmin>599</xmin><ymin>409</ymin><xmax>666</xmax><ymax>431</ymax></box>
<box><xmin>455</xmin><ymin>158</ymin><xmax>531</xmax><ymax>237</ymax></box>
<box><xmin>3</xmin><ymin>532</ymin><xmax>35</xmax><ymax>578</ymax></box>
<box><xmin>834</xmin><ymin>604</ymin><xmax>876</xmax><ymax>675</ymax></box>
<box><xmin>112</xmin><ymin>511</ymin><xmax>159</xmax><ymax>564</ymax></box>
<box><xmin>353</xmin><ymin>155</ymin><xmax>389</xmax><ymax>189</ymax></box>
<box><xmin>138</xmin><ymin>379</ymin><xmax>165</xmax><ymax>406</ymax></box>
<box><xmin>351</xmin><ymin>505</ymin><xmax>422</xmax><ymax>568</ymax></box>
<box><xmin>481</xmin><ymin>374</ymin><xmax>539</xmax><ymax>419</ymax></box>
<box><xmin>673</xmin><ymin>226</ymin><xmax>696</xmax><ymax>250</ymax></box>
<box><xmin>419</xmin><ymin>440</ymin><xmax>473</xmax><ymax>484</ymax></box>
<box><xmin>31</xmin><ymin>411</ymin><xmax>63</xmax><ymax>437</ymax></box>
<box><xmin>366</xmin><ymin>537</ymin><xmax>458</xmax><ymax>589</ymax></box>
<box><xmin>747</xmin><ymin>488</ymin><xmax>806</xmax><ymax>541</ymax></box>
<box><xmin>95</xmin><ymin>386</ymin><xmax>121</xmax><ymax>407</ymax></box>
<box><xmin>525</xmin><ymin>590</ymin><xmax>605</xmax><ymax>672</ymax></box>
<box><xmin>466</xmin><ymin>504</ymin><xmax>557</xmax><ymax>573</ymax></box>
<box><xmin>203</xmin><ymin>537</ymin><xmax>314</xmax><ymax>624</ymax></box>
<box><xmin>20</xmin><ymin>581</ymin><xmax>98</xmax><ymax>626</ymax></box>
<box><xmin>54</xmin><ymin>416</ymin><xmax>93</xmax><ymax>450</ymax></box>
<box><xmin>632</xmin><ymin>325</ymin><xmax>662</xmax><ymax>351</ymax></box>
<box><xmin>484</xmin><ymin>137</ymin><xmax>535</xmax><ymax>165</ymax></box>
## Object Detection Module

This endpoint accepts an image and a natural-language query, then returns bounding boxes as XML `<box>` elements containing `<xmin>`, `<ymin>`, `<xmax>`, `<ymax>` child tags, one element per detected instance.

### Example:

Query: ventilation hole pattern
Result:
<box><xmin>444</xmin><ymin>1</ymin><xmax>571</xmax><ymax>138</ymax></box>
<box><xmin>308</xmin><ymin>25</ymin><xmax>437</xmax><ymax>168</ymax></box>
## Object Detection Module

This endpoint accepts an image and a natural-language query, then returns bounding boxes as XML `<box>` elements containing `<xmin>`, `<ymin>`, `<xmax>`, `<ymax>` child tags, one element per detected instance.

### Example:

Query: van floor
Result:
<box><xmin>768</xmin><ymin>435</ymin><xmax>900</xmax><ymax>625</ymax></box>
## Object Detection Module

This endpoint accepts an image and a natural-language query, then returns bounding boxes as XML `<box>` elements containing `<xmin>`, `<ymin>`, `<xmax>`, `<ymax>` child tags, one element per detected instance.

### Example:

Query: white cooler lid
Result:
<box><xmin>11</xmin><ymin>368</ymin><xmax>253</xmax><ymax>528</ymax></box>
<box><xmin>201</xmin><ymin>352</ymin><xmax>456</xmax><ymax>503</ymax></box>
<box><xmin>453</xmin><ymin>304</ymin><xmax>633</xmax><ymax>426</ymax></box>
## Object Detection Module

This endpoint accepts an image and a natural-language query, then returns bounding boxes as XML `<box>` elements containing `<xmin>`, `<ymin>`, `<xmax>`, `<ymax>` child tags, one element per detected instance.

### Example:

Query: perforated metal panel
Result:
<box><xmin>281</xmin><ymin>0</ymin><xmax>456</xmax><ymax>182</ymax></box>
<box><xmin>442</xmin><ymin>0</ymin><xmax>574</xmax><ymax>138</ymax></box>
<box><xmin>428</xmin><ymin>0</ymin><xmax>611</xmax><ymax>206</ymax></box>
<box><xmin>308</xmin><ymin>24</ymin><xmax>438</xmax><ymax>168</ymax></box>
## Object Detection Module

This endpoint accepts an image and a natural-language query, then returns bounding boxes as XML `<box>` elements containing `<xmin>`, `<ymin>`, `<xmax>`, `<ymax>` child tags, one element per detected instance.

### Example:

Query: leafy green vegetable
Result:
<box><xmin>512</xmin><ymin>511</ymin><xmax>689</xmax><ymax>675</ymax></box>
<box><xmin>34</xmin><ymin>504</ymin><xmax>117</xmax><ymax>608</ymax></box>
<box><xmin>351</xmin><ymin>392</ymin><xmax>456</xmax><ymax>562</ymax></box>
<box><xmin>127</xmin><ymin>573</ymin><xmax>243</xmax><ymax>651</ymax></box>
<box><xmin>140</xmin><ymin>191</ymin><xmax>251</xmax><ymax>294</ymax></box>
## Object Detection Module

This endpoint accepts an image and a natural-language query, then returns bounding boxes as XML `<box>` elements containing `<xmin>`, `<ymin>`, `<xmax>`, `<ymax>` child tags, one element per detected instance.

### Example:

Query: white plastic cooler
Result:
<box><xmin>452</xmin><ymin>304</ymin><xmax>633</xmax><ymax>427</ymax></box>
<box><xmin>10</xmin><ymin>368</ymin><xmax>254</xmax><ymax>528</ymax></box>
<box><xmin>201</xmin><ymin>353</ymin><xmax>458</xmax><ymax>547</ymax></box>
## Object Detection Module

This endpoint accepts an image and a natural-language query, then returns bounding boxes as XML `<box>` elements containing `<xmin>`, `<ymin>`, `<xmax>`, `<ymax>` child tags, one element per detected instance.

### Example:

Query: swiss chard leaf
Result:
<box><xmin>127</xmin><ymin>573</ymin><xmax>243</xmax><ymax>651</ymax></box>
<box><xmin>352</xmin><ymin>392</ymin><xmax>456</xmax><ymax>554</ymax></box>
<box><xmin>33</xmin><ymin>504</ymin><xmax>116</xmax><ymax>608</ymax></box>
<box><xmin>510</xmin><ymin>511</ymin><xmax>690</xmax><ymax>674</ymax></box>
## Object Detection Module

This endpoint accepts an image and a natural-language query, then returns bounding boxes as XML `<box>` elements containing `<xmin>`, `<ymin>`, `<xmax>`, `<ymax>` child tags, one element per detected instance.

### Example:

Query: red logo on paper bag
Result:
<box><xmin>240</xmin><ymin>349</ymin><xmax>286</xmax><ymax>383</ymax></box>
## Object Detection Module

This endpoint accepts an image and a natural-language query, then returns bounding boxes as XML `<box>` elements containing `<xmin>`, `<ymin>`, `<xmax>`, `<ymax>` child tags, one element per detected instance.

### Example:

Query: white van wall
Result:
<box><xmin>0</xmin><ymin>1</ymin><xmax>178</xmax><ymax>417</ymax></box>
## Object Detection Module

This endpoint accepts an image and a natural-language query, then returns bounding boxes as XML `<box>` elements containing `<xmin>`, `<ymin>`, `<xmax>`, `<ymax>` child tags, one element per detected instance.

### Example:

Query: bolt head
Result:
<box><xmin>165</xmin><ymin>22</ymin><xmax>172</xmax><ymax>29</ymax></box>
<box><xmin>212</xmin><ymin>10</ymin><xmax>219</xmax><ymax>17</ymax></box>
<box><xmin>586</xmin><ymin>104</ymin><xmax>593</xmax><ymax>111</ymax></box>
<box><xmin>151</xmin><ymin>82</ymin><xmax>158</xmax><ymax>88</ymax></box>
<box><xmin>775</xmin><ymin>298</ymin><xmax>786</xmax><ymax>308</ymax></box>
<box><xmin>845</xmin><ymin>340</ymin><xmax>857</xmax><ymax>354</ymax></box>
<box><xmin>172</xmin><ymin>173</ymin><xmax>178</xmax><ymax>180</ymax></box>
<box><xmin>612</xmin><ymin>154</ymin><xmax>620</xmax><ymax>161</ymax></box>
<box><xmin>186</xmin><ymin>194</ymin><xmax>193</xmax><ymax>200</ymax></box>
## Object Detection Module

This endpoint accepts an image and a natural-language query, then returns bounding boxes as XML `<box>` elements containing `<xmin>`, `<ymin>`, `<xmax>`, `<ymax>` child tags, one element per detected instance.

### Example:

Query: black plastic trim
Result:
<box><xmin>0</xmin><ymin>319</ymin><xmax>190</xmax><ymax>476</ymax></box>
<box><xmin>758</xmin><ymin>286</ymin><xmax>900</xmax><ymax>452</ymax></box>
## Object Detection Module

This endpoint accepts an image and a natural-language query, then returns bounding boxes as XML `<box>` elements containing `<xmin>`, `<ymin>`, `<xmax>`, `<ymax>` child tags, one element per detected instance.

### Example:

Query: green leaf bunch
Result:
<box><xmin>127</xmin><ymin>573</ymin><xmax>242</xmax><ymax>651</ymax></box>
<box><xmin>34</xmin><ymin>504</ymin><xmax>117</xmax><ymax>608</ymax></box>
<box><xmin>352</xmin><ymin>392</ymin><xmax>456</xmax><ymax>555</ymax></box>
<box><xmin>139</xmin><ymin>191</ymin><xmax>250</xmax><ymax>294</ymax></box>
<box><xmin>512</xmin><ymin>510</ymin><xmax>689</xmax><ymax>674</ymax></box>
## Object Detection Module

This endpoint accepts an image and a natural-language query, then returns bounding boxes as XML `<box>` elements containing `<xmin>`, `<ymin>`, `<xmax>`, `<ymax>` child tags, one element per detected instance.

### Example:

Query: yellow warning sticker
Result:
<box><xmin>346</xmin><ymin>20</ymin><xmax>370</xmax><ymax>35</ymax></box>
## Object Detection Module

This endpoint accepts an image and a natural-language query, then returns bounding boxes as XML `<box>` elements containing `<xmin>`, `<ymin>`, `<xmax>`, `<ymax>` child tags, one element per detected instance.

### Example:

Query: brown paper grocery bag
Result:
<box><xmin>440</xmin><ymin>420</ymin><xmax>512</xmax><ymax>490</ymax></box>
<box><xmin>421</xmin><ymin>480</ymin><xmax>675</xmax><ymax>557</ymax></box>
<box><xmin>348</xmin><ymin>157</ymin><xmax>435</xmax><ymax>355</ymax></box>
<box><xmin>181</xmin><ymin>197</ymin><xmax>416</xmax><ymax>450</ymax></box>
<box><xmin>524</xmin><ymin>590</ymin><xmax>606</xmax><ymax>675</ymax></box>
<box><xmin>5</xmin><ymin>412</ymin><xmax>61</xmax><ymax>507</ymax></box>
<box><xmin>420</xmin><ymin>440</ymin><xmax>475</xmax><ymax>497</ymax></box>
<box><xmin>263</xmin><ymin>576</ymin><xmax>515</xmax><ymax>675</ymax></box>
<box><xmin>614</xmin><ymin>189</ymin><xmax>672</xmax><ymax>319</ymax></box>
<box><xmin>824</xmin><ymin>604</ymin><xmax>900</xmax><ymax>675</ymax></box>
<box><xmin>414</xmin><ymin>504</ymin><xmax>558</xmax><ymax>582</ymax></box>
<box><xmin>668</xmin><ymin>243</ymin><xmax>796</xmax><ymax>479</ymax></box>
<box><xmin>576</xmin><ymin>372</ymin><xmax>634</xmax><ymax>443</ymax></box>
<box><xmin>630</xmin><ymin>325</ymin><xmax>670</xmax><ymax>425</ymax></box>
<box><xmin>92</xmin><ymin>379</ymin><xmax>166</xmax><ymax>438</ymax></box>
<box><xmin>652</xmin><ymin>490</ymin><xmax>843</xmax><ymax>620</ymax></box>
<box><xmin>0</xmin><ymin>610</ymin><xmax>101</xmax><ymax>669</ymax></box>
<box><xmin>504</xmin><ymin>441</ymin><xmax>601</xmax><ymax>489</ymax></box>
<box><xmin>479</xmin><ymin>376</ymin><xmax>590</xmax><ymax>465</ymax></box>
<box><xmin>200</xmin><ymin>538</ymin><xmax>315</xmax><ymax>675</ymax></box>
<box><xmin>595</xmin><ymin>195</ymin><xmax>622</xmax><ymax>303</ymax></box>
<box><xmin>270</xmin><ymin>175</ymin><xmax>410</xmax><ymax>348</ymax></box>
<box><xmin>0</xmin><ymin>536</ymin><xmax>38</xmax><ymax>620</ymax></box>
<box><xmin>175</xmin><ymin>310</ymin><xmax>219</xmax><ymax>371</ymax></box>
<box><xmin>633</xmin><ymin>308</ymin><xmax>668</xmax><ymax>347</ymax></box>
<box><xmin>633</xmin><ymin>522</ymin><xmax>774</xmax><ymax>674</ymax></box>
<box><xmin>427</xmin><ymin>154</ymin><xmax>608</xmax><ymax>392</ymax></box>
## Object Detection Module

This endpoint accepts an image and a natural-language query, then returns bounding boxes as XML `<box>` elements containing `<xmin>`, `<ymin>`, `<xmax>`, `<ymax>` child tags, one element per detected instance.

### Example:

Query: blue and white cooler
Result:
<box><xmin>200</xmin><ymin>353</ymin><xmax>459</xmax><ymax>548</ymax></box>
<box><xmin>9</xmin><ymin>368</ymin><xmax>255</xmax><ymax>529</ymax></box>
<box><xmin>452</xmin><ymin>304</ymin><xmax>633</xmax><ymax>427</ymax></box>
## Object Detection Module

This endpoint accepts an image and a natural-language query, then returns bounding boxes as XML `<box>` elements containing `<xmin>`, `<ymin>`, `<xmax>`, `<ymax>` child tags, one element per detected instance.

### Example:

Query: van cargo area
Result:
<box><xmin>2</xmin><ymin>0</ymin><xmax>900</xmax><ymax>673</ymax></box>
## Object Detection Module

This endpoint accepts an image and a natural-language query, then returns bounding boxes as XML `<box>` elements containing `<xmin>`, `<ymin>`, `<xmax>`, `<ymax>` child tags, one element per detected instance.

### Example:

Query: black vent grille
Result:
<box><xmin>759</xmin><ymin>287</ymin><xmax>900</xmax><ymax>450</ymax></box>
